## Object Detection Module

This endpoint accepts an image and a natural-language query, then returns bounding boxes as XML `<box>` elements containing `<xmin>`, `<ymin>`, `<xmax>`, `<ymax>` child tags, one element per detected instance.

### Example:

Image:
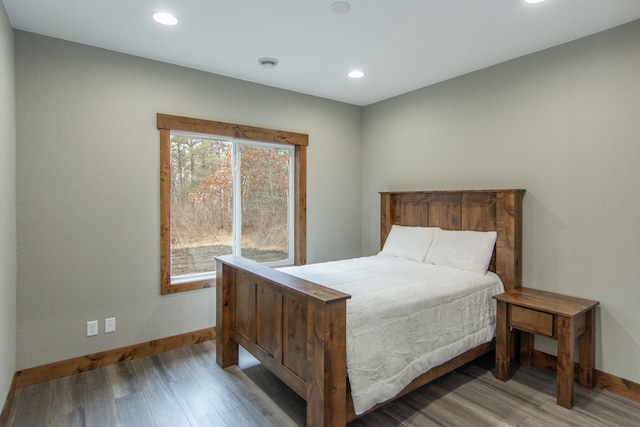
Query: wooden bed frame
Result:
<box><xmin>216</xmin><ymin>189</ymin><xmax>524</xmax><ymax>426</ymax></box>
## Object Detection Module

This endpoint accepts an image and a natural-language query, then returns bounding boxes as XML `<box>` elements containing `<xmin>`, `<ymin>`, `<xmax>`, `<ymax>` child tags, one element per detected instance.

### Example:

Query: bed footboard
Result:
<box><xmin>216</xmin><ymin>255</ymin><xmax>351</xmax><ymax>427</ymax></box>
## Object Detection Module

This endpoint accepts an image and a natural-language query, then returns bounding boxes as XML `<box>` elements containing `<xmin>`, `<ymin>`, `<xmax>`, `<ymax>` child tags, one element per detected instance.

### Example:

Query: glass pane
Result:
<box><xmin>239</xmin><ymin>144</ymin><xmax>290</xmax><ymax>263</ymax></box>
<box><xmin>170</xmin><ymin>134</ymin><xmax>233</xmax><ymax>278</ymax></box>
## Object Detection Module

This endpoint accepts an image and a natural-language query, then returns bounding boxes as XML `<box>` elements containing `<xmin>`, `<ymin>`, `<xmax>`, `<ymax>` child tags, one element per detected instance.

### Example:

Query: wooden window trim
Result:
<box><xmin>157</xmin><ymin>113</ymin><xmax>308</xmax><ymax>295</ymax></box>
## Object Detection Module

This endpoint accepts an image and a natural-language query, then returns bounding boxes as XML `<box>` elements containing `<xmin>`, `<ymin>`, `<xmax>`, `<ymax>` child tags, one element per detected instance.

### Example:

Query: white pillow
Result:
<box><xmin>380</xmin><ymin>225</ymin><xmax>439</xmax><ymax>262</ymax></box>
<box><xmin>424</xmin><ymin>229</ymin><xmax>497</xmax><ymax>274</ymax></box>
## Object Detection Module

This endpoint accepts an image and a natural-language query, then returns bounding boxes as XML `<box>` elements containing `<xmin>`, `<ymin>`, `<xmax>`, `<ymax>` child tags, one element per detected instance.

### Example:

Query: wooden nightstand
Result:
<box><xmin>493</xmin><ymin>287</ymin><xmax>599</xmax><ymax>408</ymax></box>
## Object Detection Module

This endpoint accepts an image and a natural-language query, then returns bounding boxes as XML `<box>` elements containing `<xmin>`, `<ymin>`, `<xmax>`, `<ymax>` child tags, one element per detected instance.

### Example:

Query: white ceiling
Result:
<box><xmin>4</xmin><ymin>0</ymin><xmax>640</xmax><ymax>106</ymax></box>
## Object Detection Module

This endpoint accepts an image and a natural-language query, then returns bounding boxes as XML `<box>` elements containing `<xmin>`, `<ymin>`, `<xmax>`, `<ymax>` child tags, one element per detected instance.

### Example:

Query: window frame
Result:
<box><xmin>157</xmin><ymin>113</ymin><xmax>308</xmax><ymax>295</ymax></box>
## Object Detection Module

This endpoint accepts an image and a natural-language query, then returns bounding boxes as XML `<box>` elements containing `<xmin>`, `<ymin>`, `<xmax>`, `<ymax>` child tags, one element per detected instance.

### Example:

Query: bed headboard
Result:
<box><xmin>380</xmin><ymin>190</ymin><xmax>525</xmax><ymax>291</ymax></box>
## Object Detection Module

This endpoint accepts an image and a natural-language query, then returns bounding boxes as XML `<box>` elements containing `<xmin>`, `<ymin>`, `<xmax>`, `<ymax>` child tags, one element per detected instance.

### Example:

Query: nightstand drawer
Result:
<box><xmin>510</xmin><ymin>305</ymin><xmax>554</xmax><ymax>337</ymax></box>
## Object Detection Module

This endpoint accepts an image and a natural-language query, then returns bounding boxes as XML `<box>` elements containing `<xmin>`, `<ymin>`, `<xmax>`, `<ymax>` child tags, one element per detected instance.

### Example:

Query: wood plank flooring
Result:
<box><xmin>4</xmin><ymin>341</ymin><xmax>640</xmax><ymax>426</ymax></box>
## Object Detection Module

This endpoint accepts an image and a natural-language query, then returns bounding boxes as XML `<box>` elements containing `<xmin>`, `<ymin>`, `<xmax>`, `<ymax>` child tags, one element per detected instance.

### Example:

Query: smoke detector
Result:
<box><xmin>330</xmin><ymin>2</ymin><xmax>351</xmax><ymax>14</ymax></box>
<box><xmin>258</xmin><ymin>57</ymin><xmax>279</xmax><ymax>69</ymax></box>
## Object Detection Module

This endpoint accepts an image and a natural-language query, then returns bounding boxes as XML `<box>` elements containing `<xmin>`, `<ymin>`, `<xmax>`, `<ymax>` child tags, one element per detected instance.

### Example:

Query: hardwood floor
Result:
<box><xmin>4</xmin><ymin>341</ymin><xmax>640</xmax><ymax>426</ymax></box>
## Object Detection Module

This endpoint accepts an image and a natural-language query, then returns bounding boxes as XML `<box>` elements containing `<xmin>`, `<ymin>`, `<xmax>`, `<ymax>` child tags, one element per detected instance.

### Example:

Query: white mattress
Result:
<box><xmin>281</xmin><ymin>254</ymin><xmax>504</xmax><ymax>415</ymax></box>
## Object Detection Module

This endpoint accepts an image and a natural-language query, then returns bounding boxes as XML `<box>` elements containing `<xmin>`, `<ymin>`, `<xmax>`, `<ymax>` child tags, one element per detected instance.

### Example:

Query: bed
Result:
<box><xmin>216</xmin><ymin>189</ymin><xmax>524</xmax><ymax>426</ymax></box>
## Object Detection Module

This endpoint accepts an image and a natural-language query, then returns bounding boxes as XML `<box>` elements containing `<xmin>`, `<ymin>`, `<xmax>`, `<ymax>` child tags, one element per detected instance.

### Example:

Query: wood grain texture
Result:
<box><xmin>257</xmin><ymin>285</ymin><xmax>283</xmax><ymax>358</ymax></box>
<box><xmin>7</xmin><ymin>342</ymin><xmax>640</xmax><ymax>426</ymax></box>
<box><xmin>579</xmin><ymin>308</ymin><xmax>596</xmax><ymax>388</ymax></box>
<box><xmin>6</xmin><ymin>343</ymin><xmax>640</xmax><ymax>427</ymax></box>
<box><xmin>532</xmin><ymin>349</ymin><xmax>640</xmax><ymax>405</ymax></box>
<box><xmin>494</xmin><ymin>287</ymin><xmax>599</xmax><ymax>409</ymax></box>
<box><xmin>157</xmin><ymin>113</ymin><xmax>309</xmax><ymax>147</ymax></box>
<box><xmin>283</xmin><ymin>295</ymin><xmax>307</xmax><ymax>381</ymax></box>
<box><xmin>495</xmin><ymin>190</ymin><xmax>523</xmax><ymax>290</ymax></box>
<box><xmin>379</xmin><ymin>189</ymin><xmax>524</xmax><ymax>291</ymax></box>
<box><xmin>495</xmin><ymin>300</ymin><xmax>511</xmax><ymax>381</ymax></box>
<box><xmin>520</xmin><ymin>331</ymin><xmax>535</xmax><ymax>368</ymax></box>
<box><xmin>216</xmin><ymin>254</ymin><xmax>350</xmax><ymax>425</ymax></box>
<box><xmin>115</xmin><ymin>391</ymin><xmax>156</xmax><ymax>427</ymax></box>
<box><xmin>159</xmin><ymin>127</ymin><xmax>171</xmax><ymax>294</ymax></box>
<box><xmin>556</xmin><ymin>315</ymin><xmax>575</xmax><ymax>408</ymax></box>
<box><xmin>216</xmin><ymin>260</ymin><xmax>238</xmax><ymax>369</ymax></box>
<box><xmin>218</xmin><ymin>190</ymin><xmax>525</xmax><ymax>426</ymax></box>
<box><xmin>80</xmin><ymin>368</ymin><xmax>120</xmax><ymax>426</ymax></box>
<box><xmin>306</xmin><ymin>299</ymin><xmax>348</xmax><ymax>427</ymax></box>
<box><xmin>494</xmin><ymin>287</ymin><xmax>598</xmax><ymax>317</ymax></box>
<box><xmin>0</xmin><ymin>374</ymin><xmax>16</xmax><ymax>427</ymax></box>
<box><xmin>49</xmin><ymin>373</ymin><xmax>84</xmax><ymax>426</ymax></box>
<box><xmin>510</xmin><ymin>305</ymin><xmax>554</xmax><ymax>337</ymax></box>
<box><xmin>295</xmin><ymin>145</ymin><xmax>307</xmax><ymax>265</ymax></box>
<box><xmin>13</xmin><ymin>327</ymin><xmax>216</xmax><ymax>390</ymax></box>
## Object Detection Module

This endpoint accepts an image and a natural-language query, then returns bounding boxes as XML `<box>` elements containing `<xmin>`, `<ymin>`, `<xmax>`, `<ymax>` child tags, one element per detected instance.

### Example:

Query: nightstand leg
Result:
<box><xmin>495</xmin><ymin>300</ymin><xmax>512</xmax><ymax>381</ymax></box>
<box><xmin>579</xmin><ymin>308</ymin><xmax>596</xmax><ymax>388</ymax></box>
<box><xmin>556</xmin><ymin>315</ymin><xmax>575</xmax><ymax>408</ymax></box>
<box><xmin>520</xmin><ymin>331</ymin><xmax>534</xmax><ymax>367</ymax></box>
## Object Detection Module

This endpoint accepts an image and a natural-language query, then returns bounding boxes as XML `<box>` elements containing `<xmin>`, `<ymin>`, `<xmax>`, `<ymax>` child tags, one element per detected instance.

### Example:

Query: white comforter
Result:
<box><xmin>281</xmin><ymin>254</ymin><xmax>504</xmax><ymax>415</ymax></box>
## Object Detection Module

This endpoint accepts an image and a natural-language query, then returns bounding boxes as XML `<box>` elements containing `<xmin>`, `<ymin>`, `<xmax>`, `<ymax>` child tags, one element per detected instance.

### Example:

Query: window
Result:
<box><xmin>157</xmin><ymin>114</ymin><xmax>308</xmax><ymax>294</ymax></box>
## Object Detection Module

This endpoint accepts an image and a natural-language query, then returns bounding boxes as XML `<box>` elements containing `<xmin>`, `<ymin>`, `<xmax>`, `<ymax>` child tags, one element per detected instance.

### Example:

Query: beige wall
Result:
<box><xmin>362</xmin><ymin>20</ymin><xmax>640</xmax><ymax>383</ymax></box>
<box><xmin>0</xmin><ymin>1</ymin><xmax>17</xmax><ymax>406</ymax></box>
<box><xmin>11</xmin><ymin>16</ymin><xmax>640</xmax><ymax>389</ymax></box>
<box><xmin>15</xmin><ymin>31</ymin><xmax>362</xmax><ymax>369</ymax></box>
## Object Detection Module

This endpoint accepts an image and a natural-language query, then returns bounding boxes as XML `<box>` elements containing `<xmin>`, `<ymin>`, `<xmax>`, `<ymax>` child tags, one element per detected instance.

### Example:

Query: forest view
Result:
<box><xmin>170</xmin><ymin>133</ymin><xmax>291</xmax><ymax>277</ymax></box>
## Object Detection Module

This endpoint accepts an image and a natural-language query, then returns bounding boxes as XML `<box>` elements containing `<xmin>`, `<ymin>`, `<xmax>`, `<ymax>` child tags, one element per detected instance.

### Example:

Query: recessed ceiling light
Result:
<box><xmin>524</xmin><ymin>0</ymin><xmax>544</xmax><ymax>3</ymax></box>
<box><xmin>348</xmin><ymin>70</ymin><xmax>364</xmax><ymax>79</ymax></box>
<box><xmin>258</xmin><ymin>57</ymin><xmax>279</xmax><ymax>69</ymax></box>
<box><xmin>153</xmin><ymin>12</ymin><xmax>178</xmax><ymax>26</ymax></box>
<box><xmin>330</xmin><ymin>2</ymin><xmax>351</xmax><ymax>14</ymax></box>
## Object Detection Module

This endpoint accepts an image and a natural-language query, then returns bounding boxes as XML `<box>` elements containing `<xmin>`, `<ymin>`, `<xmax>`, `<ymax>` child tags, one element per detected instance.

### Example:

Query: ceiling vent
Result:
<box><xmin>258</xmin><ymin>57</ymin><xmax>279</xmax><ymax>69</ymax></box>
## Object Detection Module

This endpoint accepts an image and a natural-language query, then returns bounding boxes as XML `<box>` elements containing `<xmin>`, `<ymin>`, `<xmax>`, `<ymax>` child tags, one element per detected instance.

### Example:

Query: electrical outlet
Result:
<box><xmin>105</xmin><ymin>317</ymin><xmax>116</xmax><ymax>333</ymax></box>
<box><xmin>87</xmin><ymin>320</ymin><xmax>98</xmax><ymax>337</ymax></box>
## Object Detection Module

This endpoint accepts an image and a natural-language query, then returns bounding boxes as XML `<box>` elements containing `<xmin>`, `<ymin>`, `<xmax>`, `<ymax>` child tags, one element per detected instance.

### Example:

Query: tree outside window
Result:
<box><xmin>170</xmin><ymin>133</ymin><xmax>293</xmax><ymax>279</ymax></box>
<box><xmin>158</xmin><ymin>114</ymin><xmax>307</xmax><ymax>294</ymax></box>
